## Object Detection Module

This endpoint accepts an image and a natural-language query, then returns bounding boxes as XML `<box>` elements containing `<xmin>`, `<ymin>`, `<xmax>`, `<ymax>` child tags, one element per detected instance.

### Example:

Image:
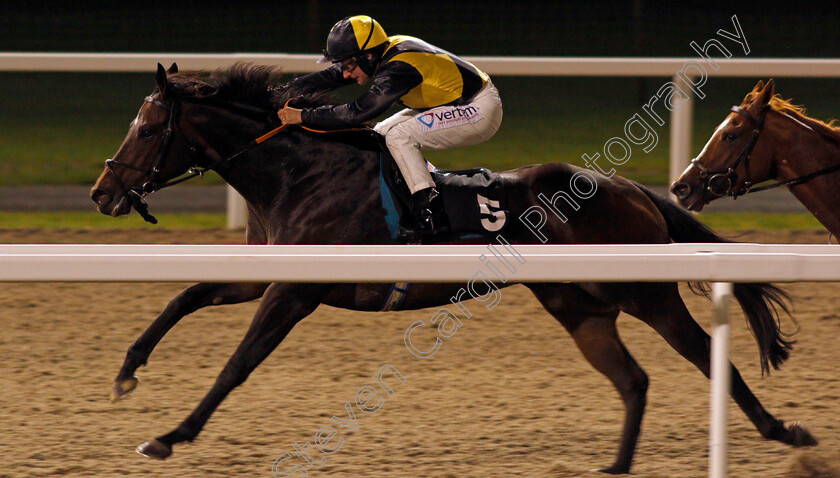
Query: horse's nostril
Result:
<box><xmin>670</xmin><ymin>182</ymin><xmax>691</xmax><ymax>199</ymax></box>
<box><xmin>90</xmin><ymin>188</ymin><xmax>107</xmax><ymax>205</ymax></box>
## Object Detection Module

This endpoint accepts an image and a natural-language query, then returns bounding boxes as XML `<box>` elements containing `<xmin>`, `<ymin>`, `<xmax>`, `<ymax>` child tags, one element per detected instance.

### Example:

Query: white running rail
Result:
<box><xmin>1</xmin><ymin>243</ymin><xmax>839</xmax><ymax>282</ymax></box>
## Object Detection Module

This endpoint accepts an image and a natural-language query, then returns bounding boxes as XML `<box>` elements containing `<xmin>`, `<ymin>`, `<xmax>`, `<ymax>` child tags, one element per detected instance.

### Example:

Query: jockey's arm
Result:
<box><xmin>284</xmin><ymin>64</ymin><xmax>354</xmax><ymax>95</ymax></box>
<box><xmin>298</xmin><ymin>61</ymin><xmax>422</xmax><ymax>130</ymax></box>
<box><xmin>277</xmin><ymin>64</ymin><xmax>353</xmax><ymax>125</ymax></box>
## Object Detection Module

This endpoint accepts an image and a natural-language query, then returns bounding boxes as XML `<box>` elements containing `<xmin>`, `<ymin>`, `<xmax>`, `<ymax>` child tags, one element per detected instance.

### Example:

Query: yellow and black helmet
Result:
<box><xmin>318</xmin><ymin>15</ymin><xmax>388</xmax><ymax>64</ymax></box>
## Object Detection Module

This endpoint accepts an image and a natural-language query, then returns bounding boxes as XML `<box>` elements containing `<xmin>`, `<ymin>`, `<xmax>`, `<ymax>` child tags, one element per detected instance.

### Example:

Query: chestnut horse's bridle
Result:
<box><xmin>691</xmin><ymin>104</ymin><xmax>840</xmax><ymax>200</ymax></box>
<box><xmin>689</xmin><ymin>105</ymin><xmax>769</xmax><ymax>199</ymax></box>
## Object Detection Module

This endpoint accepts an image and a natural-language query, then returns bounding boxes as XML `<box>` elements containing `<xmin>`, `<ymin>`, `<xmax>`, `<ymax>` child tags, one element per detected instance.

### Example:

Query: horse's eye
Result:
<box><xmin>139</xmin><ymin>128</ymin><xmax>155</xmax><ymax>138</ymax></box>
<box><xmin>723</xmin><ymin>133</ymin><xmax>737</xmax><ymax>142</ymax></box>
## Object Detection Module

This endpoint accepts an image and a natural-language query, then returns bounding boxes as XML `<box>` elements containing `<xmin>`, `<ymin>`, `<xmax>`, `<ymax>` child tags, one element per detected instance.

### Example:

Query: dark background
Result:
<box><xmin>2</xmin><ymin>1</ymin><xmax>838</xmax><ymax>57</ymax></box>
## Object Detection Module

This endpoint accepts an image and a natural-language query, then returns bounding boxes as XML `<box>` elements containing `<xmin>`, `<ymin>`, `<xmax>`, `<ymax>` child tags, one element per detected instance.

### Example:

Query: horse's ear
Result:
<box><xmin>156</xmin><ymin>63</ymin><xmax>169</xmax><ymax>97</ymax></box>
<box><xmin>167</xmin><ymin>63</ymin><xmax>178</xmax><ymax>74</ymax></box>
<box><xmin>754</xmin><ymin>78</ymin><xmax>775</xmax><ymax>107</ymax></box>
<box><xmin>752</xmin><ymin>80</ymin><xmax>765</xmax><ymax>93</ymax></box>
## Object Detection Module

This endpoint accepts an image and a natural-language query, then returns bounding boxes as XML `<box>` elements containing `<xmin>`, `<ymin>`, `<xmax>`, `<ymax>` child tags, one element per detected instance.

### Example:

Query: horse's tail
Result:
<box><xmin>633</xmin><ymin>181</ymin><xmax>795</xmax><ymax>375</ymax></box>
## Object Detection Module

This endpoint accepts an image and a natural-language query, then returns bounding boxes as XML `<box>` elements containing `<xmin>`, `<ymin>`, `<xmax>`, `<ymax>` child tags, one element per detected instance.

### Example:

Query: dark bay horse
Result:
<box><xmin>90</xmin><ymin>64</ymin><xmax>815</xmax><ymax>474</ymax></box>
<box><xmin>671</xmin><ymin>79</ymin><xmax>840</xmax><ymax>236</ymax></box>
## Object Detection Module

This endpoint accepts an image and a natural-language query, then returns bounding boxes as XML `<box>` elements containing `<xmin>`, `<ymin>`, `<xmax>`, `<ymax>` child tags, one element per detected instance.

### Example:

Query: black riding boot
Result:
<box><xmin>400</xmin><ymin>187</ymin><xmax>450</xmax><ymax>240</ymax></box>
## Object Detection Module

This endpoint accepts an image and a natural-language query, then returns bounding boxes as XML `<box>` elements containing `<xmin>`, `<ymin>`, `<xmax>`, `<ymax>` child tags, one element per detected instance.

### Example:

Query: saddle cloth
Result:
<box><xmin>378</xmin><ymin>148</ymin><xmax>509</xmax><ymax>240</ymax></box>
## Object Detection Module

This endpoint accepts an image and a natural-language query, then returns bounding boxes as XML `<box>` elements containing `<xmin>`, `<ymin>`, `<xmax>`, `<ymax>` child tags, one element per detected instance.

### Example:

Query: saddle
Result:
<box><xmin>312</xmin><ymin>129</ymin><xmax>509</xmax><ymax>240</ymax></box>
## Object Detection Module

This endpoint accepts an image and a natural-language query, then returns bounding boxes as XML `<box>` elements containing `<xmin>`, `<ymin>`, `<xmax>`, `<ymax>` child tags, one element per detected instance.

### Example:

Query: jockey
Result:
<box><xmin>277</xmin><ymin>15</ymin><xmax>503</xmax><ymax>239</ymax></box>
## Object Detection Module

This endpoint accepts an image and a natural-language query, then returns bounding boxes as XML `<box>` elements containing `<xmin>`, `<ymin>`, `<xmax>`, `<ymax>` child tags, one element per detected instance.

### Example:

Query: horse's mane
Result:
<box><xmin>170</xmin><ymin>62</ymin><xmax>328</xmax><ymax>111</ymax></box>
<box><xmin>745</xmin><ymin>91</ymin><xmax>840</xmax><ymax>144</ymax></box>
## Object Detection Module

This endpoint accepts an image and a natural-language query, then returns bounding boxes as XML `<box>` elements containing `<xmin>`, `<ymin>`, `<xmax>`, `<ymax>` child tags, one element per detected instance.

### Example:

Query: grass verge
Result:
<box><xmin>695</xmin><ymin>212</ymin><xmax>824</xmax><ymax>231</ymax></box>
<box><xmin>0</xmin><ymin>212</ymin><xmax>227</xmax><ymax>229</ymax></box>
<box><xmin>0</xmin><ymin>211</ymin><xmax>824</xmax><ymax>232</ymax></box>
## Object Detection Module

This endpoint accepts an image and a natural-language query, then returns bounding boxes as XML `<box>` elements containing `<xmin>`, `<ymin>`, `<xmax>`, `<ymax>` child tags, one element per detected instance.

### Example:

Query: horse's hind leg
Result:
<box><xmin>112</xmin><ymin>282</ymin><xmax>268</xmax><ymax>401</ymax></box>
<box><xmin>619</xmin><ymin>281</ymin><xmax>817</xmax><ymax>447</ymax></box>
<box><xmin>528</xmin><ymin>283</ymin><xmax>648</xmax><ymax>475</ymax></box>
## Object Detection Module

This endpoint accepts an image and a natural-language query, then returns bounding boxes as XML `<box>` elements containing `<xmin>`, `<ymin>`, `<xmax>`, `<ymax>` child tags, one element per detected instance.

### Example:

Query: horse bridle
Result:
<box><xmin>691</xmin><ymin>104</ymin><xmax>840</xmax><ymax>200</ymax></box>
<box><xmin>103</xmin><ymin>94</ymin><xmax>287</xmax><ymax>224</ymax></box>
<box><xmin>689</xmin><ymin>105</ymin><xmax>768</xmax><ymax>199</ymax></box>
<box><xmin>104</xmin><ymin>95</ymin><xmax>196</xmax><ymax>223</ymax></box>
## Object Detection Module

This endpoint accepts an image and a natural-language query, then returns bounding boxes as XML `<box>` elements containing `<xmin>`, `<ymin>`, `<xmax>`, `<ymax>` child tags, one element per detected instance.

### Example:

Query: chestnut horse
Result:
<box><xmin>671</xmin><ymin>79</ymin><xmax>840</xmax><ymax>236</ymax></box>
<box><xmin>90</xmin><ymin>64</ymin><xmax>814</xmax><ymax>474</ymax></box>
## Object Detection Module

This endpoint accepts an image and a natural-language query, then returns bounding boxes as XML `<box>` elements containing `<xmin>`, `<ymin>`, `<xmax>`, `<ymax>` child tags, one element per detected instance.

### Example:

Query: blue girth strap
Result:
<box><xmin>381</xmin><ymin>281</ymin><xmax>410</xmax><ymax>311</ymax></box>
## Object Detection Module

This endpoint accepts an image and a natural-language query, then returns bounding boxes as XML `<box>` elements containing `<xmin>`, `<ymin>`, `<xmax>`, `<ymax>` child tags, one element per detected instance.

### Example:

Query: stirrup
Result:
<box><xmin>398</xmin><ymin>187</ymin><xmax>450</xmax><ymax>240</ymax></box>
<box><xmin>398</xmin><ymin>224</ymin><xmax>450</xmax><ymax>242</ymax></box>
<box><xmin>398</xmin><ymin>211</ymin><xmax>450</xmax><ymax>241</ymax></box>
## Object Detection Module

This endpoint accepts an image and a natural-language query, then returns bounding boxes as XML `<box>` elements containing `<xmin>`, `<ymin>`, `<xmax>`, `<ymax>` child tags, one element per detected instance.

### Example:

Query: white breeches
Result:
<box><xmin>373</xmin><ymin>81</ymin><xmax>503</xmax><ymax>193</ymax></box>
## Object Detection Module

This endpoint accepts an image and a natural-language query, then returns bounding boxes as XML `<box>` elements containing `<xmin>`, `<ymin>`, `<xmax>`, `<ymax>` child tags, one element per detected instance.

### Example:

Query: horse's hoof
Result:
<box><xmin>111</xmin><ymin>376</ymin><xmax>139</xmax><ymax>402</ymax></box>
<box><xmin>136</xmin><ymin>439</ymin><xmax>172</xmax><ymax>459</ymax></box>
<box><xmin>788</xmin><ymin>421</ymin><xmax>819</xmax><ymax>447</ymax></box>
<box><xmin>592</xmin><ymin>465</ymin><xmax>630</xmax><ymax>475</ymax></box>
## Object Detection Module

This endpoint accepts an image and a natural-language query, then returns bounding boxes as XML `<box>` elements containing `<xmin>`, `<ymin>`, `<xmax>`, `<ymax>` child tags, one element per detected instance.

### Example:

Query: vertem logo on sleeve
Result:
<box><xmin>416</xmin><ymin>105</ymin><xmax>483</xmax><ymax>132</ymax></box>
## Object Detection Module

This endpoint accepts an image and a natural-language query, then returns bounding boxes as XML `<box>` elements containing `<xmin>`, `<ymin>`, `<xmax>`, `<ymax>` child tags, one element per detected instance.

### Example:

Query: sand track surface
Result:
<box><xmin>1</xmin><ymin>228</ymin><xmax>838</xmax><ymax>477</ymax></box>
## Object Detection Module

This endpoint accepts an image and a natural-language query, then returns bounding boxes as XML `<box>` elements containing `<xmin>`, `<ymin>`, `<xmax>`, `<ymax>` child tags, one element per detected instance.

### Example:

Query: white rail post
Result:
<box><xmin>226</xmin><ymin>187</ymin><xmax>248</xmax><ymax>229</ymax></box>
<box><xmin>710</xmin><ymin>281</ymin><xmax>733</xmax><ymax>478</ymax></box>
<box><xmin>669</xmin><ymin>74</ymin><xmax>694</xmax><ymax>200</ymax></box>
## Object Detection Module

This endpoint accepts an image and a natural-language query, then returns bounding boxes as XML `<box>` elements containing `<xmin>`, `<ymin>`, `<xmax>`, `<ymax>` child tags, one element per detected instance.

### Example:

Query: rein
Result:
<box><xmin>162</xmin><ymin>98</ymin><xmax>362</xmax><ymax>184</ymax></box>
<box><xmin>744</xmin><ymin>155</ymin><xmax>840</xmax><ymax>194</ymax></box>
<box><xmin>105</xmin><ymin>95</ymin><xmax>363</xmax><ymax>224</ymax></box>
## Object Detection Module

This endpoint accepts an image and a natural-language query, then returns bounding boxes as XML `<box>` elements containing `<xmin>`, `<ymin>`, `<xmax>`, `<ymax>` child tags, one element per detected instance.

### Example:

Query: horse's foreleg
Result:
<box><xmin>112</xmin><ymin>282</ymin><xmax>268</xmax><ymax>401</ymax></box>
<box><xmin>529</xmin><ymin>284</ymin><xmax>646</xmax><ymax>475</ymax></box>
<box><xmin>135</xmin><ymin>283</ymin><xmax>326</xmax><ymax>459</ymax></box>
<box><xmin>621</xmin><ymin>282</ymin><xmax>818</xmax><ymax>449</ymax></box>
